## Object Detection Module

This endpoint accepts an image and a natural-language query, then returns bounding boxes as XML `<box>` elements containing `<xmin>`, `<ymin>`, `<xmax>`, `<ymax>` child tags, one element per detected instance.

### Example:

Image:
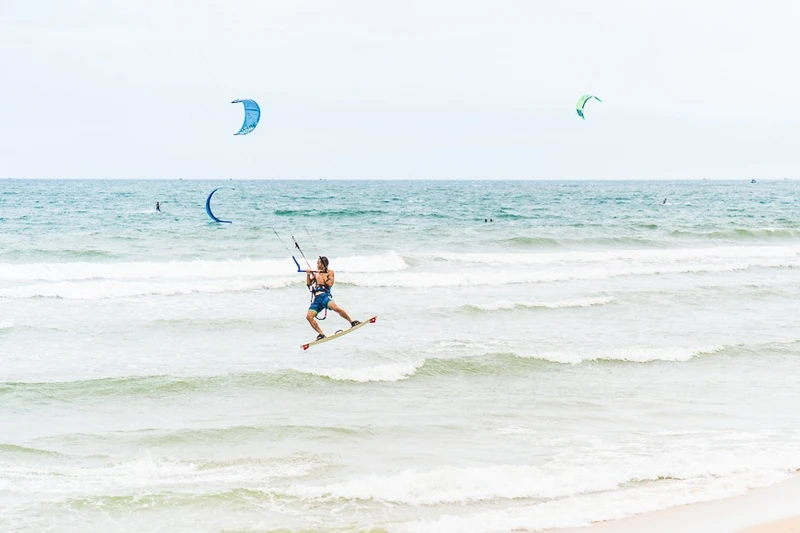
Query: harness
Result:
<box><xmin>309</xmin><ymin>271</ymin><xmax>330</xmax><ymax>320</ymax></box>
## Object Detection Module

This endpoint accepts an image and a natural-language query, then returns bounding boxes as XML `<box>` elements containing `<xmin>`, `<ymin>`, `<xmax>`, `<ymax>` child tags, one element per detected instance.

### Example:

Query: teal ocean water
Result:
<box><xmin>2</xmin><ymin>179</ymin><xmax>800</xmax><ymax>532</ymax></box>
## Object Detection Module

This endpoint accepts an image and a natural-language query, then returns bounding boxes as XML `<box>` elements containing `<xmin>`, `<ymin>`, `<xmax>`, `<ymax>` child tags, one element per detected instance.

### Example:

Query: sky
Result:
<box><xmin>1</xmin><ymin>0</ymin><xmax>799</xmax><ymax>180</ymax></box>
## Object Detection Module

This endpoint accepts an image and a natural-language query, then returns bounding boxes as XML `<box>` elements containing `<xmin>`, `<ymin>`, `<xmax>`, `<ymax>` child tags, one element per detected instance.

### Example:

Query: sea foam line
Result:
<box><xmin>0</xmin><ymin>453</ymin><xmax>319</xmax><ymax>496</ymax></box>
<box><xmin>281</xmin><ymin>437</ymin><xmax>800</xmax><ymax>507</ymax></box>
<box><xmin>0</xmin><ymin>278</ymin><xmax>296</xmax><ymax>300</ymax></box>
<box><xmin>398</xmin><ymin>470</ymin><xmax>796</xmax><ymax>533</ymax></box>
<box><xmin>419</xmin><ymin>244</ymin><xmax>800</xmax><ymax>266</ymax></box>
<box><xmin>518</xmin><ymin>344</ymin><xmax>728</xmax><ymax>364</ymax></box>
<box><xmin>350</xmin><ymin>257</ymin><xmax>800</xmax><ymax>288</ymax></box>
<box><xmin>461</xmin><ymin>296</ymin><xmax>616</xmax><ymax>312</ymax></box>
<box><xmin>293</xmin><ymin>361</ymin><xmax>425</xmax><ymax>383</ymax></box>
<box><xmin>0</xmin><ymin>344</ymin><xmax>751</xmax><ymax>403</ymax></box>
<box><xmin>0</xmin><ymin>252</ymin><xmax>408</xmax><ymax>282</ymax></box>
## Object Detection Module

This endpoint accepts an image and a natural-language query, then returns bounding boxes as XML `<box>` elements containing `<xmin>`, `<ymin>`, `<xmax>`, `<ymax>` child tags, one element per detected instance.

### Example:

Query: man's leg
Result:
<box><xmin>328</xmin><ymin>301</ymin><xmax>357</xmax><ymax>325</ymax></box>
<box><xmin>306</xmin><ymin>309</ymin><xmax>325</xmax><ymax>337</ymax></box>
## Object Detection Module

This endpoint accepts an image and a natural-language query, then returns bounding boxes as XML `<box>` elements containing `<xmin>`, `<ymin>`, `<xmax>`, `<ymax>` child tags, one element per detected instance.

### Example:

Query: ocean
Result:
<box><xmin>1</xmin><ymin>179</ymin><xmax>800</xmax><ymax>533</ymax></box>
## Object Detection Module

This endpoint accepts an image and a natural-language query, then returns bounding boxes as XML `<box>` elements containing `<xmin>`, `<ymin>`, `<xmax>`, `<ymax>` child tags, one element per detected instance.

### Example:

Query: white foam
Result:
<box><xmin>467</xmin><ymin>296</ymin><xmax>616</xmax><ymax>311</ymax></box>
<box><xmin>279</xmin><ymin>430</ymin><xmax>800</xmax><ymax>533</ymax></box>
<box><xmin>295</xmin><ymin>361</ymin><xmax>424</xmax><ymax>382</ymax></box>
<box><xmin>0</xmin><ymin>278</ymin><xmax>296</xmax><ymax>300</ymax></box>
<box><xmin>286</xmin><ymin>463</ymin><xmax>623</xmax><ymax>504</ymax></box>
<box><xmin>518</xmin><ymin>344</ymin><xmax>727</xmax><ymax>364</ymax></box>
<box><xmin>0</xmin><ymin>251</ymin><xmax>410</xmax><ymax>299</ymax></box>
<box><xmin>328</xmin><ymin>251</ymin><xmax>408</xmax><ymax>273</ymax></box>
<box><xmin>0</xmin><ymin>252</ymin><xmax>407</xmax><ymax>283</ymax></box>
<box><xmin>4</xmin><ymin>247</ymin><xmax>798</xmax><ymax>297</ymax></box>
<box><xmin>497</xmin><ymin>426</ymin><xmax>539</xmax><ymax>436</ymax></box>
<box><xmin>285</xmin><ymin>436</ymin><xmax>800</xmax><ymax>507</ymax></box>
<box><xmin>0</xmin><ymin>452</ymin><xmax>317</xmax><ymax>496</ymax></box>
<box><xmin>762</xmin><ymin>227</ymin><xmax>793</xmax><ymax>233</ymax></box>
<box><xmin>399</xmin><ymin>470</ymin><xmax>794</xmax><ymax>533</ymax></box>
<box><xmin>0</xmin><ymin>322</ymin><xmax>13</xmax><ymax>331</ymax></box>
<box><xmin>421</xmin><ymin>245</ymin><xmax>800</xmax><ymax>267</ymax></box>
<box><xmin>350</xmin><ymin>256</ymin><xmax>799</xmax><ymax>288</ymax></box>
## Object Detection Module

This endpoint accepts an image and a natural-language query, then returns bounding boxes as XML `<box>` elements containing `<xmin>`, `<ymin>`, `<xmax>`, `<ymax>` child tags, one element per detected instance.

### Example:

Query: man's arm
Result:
<box><xmin>327</xmin><ymin>270</ymin><xmax>335</xmax><ymax>288</ymax></box>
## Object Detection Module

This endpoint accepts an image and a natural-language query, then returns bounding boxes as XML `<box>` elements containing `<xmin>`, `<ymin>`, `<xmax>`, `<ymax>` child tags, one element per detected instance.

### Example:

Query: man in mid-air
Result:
<box><xmin>306</xmin><ymin>256</ymin><xmax>360</xmax><ymax>340</ymax></box>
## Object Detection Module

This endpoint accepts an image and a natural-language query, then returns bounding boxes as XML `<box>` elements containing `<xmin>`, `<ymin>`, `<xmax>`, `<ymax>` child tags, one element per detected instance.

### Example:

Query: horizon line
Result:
<box><xmin>3</xmin><ymin>177</ymin><xmax>791</xmax><ymax>182</ymax></box>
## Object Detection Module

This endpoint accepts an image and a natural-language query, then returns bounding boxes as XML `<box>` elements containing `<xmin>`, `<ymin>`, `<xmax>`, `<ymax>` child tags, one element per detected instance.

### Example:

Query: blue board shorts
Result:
<box><xmin>309</xmin><ymin>292</ymin><xmax>332</xmax><ymax>313</ymax></box>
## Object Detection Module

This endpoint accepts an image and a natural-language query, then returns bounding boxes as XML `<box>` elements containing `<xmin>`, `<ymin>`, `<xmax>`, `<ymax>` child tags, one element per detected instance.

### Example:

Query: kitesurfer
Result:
<box><xmin>305</xmin><ymin>256</ymin><xmax>360</xmax><ymax>340</ymax></box>
<box><xmin>156</xmin><ymin>202</ymin><xmax>161</xmax><ymax>212</ymax></box>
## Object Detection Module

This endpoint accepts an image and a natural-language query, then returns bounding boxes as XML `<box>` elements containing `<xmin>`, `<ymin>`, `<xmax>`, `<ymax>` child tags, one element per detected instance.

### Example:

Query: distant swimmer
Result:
<box><xmin>306</xmin><ymin>256</ymin><xmax>360</xmax><ymax>341</ymax></box>
<box><xmin>156</xmin><ymin>202</ymin><xmax>161</xmax><ymax>212</ymax></box>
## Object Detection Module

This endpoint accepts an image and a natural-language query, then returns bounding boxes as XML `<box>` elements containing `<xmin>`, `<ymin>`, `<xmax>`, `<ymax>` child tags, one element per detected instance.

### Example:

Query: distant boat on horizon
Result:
<box><xmin>750</xmin><ymin>179</ymin><xmax>757</xmax><ymax>183</ymax></box>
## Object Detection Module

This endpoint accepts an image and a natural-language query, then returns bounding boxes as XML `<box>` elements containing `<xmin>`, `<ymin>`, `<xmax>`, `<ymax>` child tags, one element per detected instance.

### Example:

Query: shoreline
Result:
<box><xmin>541</xmin><ymin>475</ymin><xmax>800</xmax><ymax>533</ymax></box>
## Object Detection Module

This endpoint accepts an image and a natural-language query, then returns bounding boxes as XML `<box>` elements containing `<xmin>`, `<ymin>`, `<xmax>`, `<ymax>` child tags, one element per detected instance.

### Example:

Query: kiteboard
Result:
<box><xmin>302</xmin><ymin>316</ymin><xmax>377</xmax><ymax>350</ymax></box>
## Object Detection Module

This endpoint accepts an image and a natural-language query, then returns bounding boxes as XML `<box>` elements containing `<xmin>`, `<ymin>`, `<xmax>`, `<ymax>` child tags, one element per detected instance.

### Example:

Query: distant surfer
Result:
<box><xmin>156</xmin><ymin>202</ymin><xmax>161</xmax><ymax>212</ymax></box>
<box><xmin>663</xmin><ymin>198</ymin><xmax>667</xmax><ymax>204</ymax></box>
<box><xmin>306</xmin><ymin>256</ymin><xmax>359</xmax><ymax>340</ymax></box>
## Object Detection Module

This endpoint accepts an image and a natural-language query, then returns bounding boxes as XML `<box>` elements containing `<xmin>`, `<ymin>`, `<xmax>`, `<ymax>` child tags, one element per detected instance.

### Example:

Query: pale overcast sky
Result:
<box><xmin>1</xmin><ymin>1</ymin><xmax>799</xmax><ymax>179</ymax></box>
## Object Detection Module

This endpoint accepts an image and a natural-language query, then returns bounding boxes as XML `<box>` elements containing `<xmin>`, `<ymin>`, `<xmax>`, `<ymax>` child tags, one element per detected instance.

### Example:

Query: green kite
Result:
<box><xmin>576</xmin><ymin>94</ymin><xmax>602</xmax><ymax>119</ymax></box>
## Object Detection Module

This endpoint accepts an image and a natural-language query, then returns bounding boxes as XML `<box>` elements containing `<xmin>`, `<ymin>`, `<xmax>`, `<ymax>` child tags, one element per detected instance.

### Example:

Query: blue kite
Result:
<box><xmin>231</xmin><ymin>99</ymin><xmax>260</xmax><ymax>135</ymax></box>
<box><xmin>206</xmin><ymin>187</ymin><xmax>234</xmax><ymax>223</ymax></box>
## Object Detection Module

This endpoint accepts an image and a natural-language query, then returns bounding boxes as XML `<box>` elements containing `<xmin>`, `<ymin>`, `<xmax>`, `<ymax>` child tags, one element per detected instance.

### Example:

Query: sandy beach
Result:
<box><xmin>542</xmin><ymin>476</ymin><xmax>800</xmax><ymax>533</ymax></box>
<box><xmin>739</xmin><ymin>516</ymin><xmax>800</xmax><ymax>533</ymax></box>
